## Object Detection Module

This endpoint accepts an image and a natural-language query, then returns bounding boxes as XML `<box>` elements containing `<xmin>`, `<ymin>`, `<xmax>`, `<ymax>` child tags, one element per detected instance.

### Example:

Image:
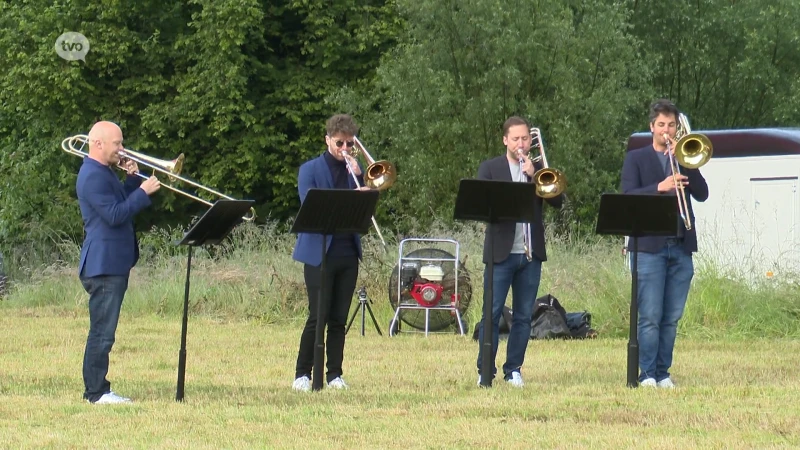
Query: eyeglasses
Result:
<box><xmin>334</xmin><ymin>140</ymin><xmax>355</xmax><ymax>149</ymax></box>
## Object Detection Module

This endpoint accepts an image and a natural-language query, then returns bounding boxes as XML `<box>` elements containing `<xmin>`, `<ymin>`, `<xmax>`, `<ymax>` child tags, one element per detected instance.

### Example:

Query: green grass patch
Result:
<box><xmin>0</xmin><ymin>312</ymin><xmax>798</xmax><ymax>448</ymax></box>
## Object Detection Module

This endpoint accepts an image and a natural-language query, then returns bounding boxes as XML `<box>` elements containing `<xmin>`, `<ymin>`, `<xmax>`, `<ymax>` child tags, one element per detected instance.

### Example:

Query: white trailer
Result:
<box><xmin>625</xmin><ymin>128</ymin><xmax>800</xmax><ymax>281</ymax></box>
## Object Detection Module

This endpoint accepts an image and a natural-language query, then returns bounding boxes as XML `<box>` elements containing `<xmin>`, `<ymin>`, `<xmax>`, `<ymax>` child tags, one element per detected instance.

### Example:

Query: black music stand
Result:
<box><xmin>290</xmin><ymin>188</ymin><xmax>378</xmax><ymax>391</ymax></box>
<box><xmin>174</xmin><ymin>199</ymin><xmax>255</xmax><ymax>402</ymax></box>
<box><xmin>454</xmin><ymin>179</ymin><xmax>537</xmax><ymax>388</ymax></box>
<box><xmin>595</xmin><ymin>193</ymin><xmax>677</xmax><ymax>388</ymax></box>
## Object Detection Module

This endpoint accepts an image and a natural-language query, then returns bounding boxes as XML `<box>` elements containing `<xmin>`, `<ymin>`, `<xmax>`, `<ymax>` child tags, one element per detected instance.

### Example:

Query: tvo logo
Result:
<box><xmin>55</xmin><ymin>32</ymin><xmax>90</xmax><ymax>62</ymax></box>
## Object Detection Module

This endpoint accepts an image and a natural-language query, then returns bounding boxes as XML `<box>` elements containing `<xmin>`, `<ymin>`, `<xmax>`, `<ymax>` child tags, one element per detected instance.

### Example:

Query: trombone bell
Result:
<box><xmin>675</xmin><ymin>133</ymin><xmax>713</xmax><ymax>169</ymax></box>
<box><xmin>364</xmin><ymin>160</ymin><xmax>397</xmax><ymax>190</ymax></box>
<box><xmin>533</xmin><ymin>168</ymin><xmax>566</xmax><ymax>198</ymax></box>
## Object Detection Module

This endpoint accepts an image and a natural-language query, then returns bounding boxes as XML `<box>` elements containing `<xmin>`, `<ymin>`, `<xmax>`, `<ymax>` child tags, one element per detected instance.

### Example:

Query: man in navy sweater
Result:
<box><xmin>291</xmin><ymin>114</ymin><xmax>368</xmax><ymax>392</ymax></box>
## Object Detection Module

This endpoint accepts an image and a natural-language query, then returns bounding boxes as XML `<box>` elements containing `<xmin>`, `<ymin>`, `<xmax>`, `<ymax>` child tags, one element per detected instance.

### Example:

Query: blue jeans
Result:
<box><xmin>80</xmin><ymin>275</ymin><xmax>129</xmax><ymax>402</ymax></box>
<box><xmin>476</xmin><ymin>253</ymin><xmax>542</xmax><ymax>380</ymax></box>
<box><xmin>635</xmin><ymin>240</ymin><xmax>694</xmax><ymax>382</ymax></box>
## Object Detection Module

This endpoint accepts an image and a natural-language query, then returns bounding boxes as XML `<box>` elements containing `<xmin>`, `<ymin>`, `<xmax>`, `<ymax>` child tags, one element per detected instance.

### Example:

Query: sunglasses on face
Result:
<box><xmin>333</xmin><ymin>140</ymin><xmax>355</xmax><ymax>149</ymax></box>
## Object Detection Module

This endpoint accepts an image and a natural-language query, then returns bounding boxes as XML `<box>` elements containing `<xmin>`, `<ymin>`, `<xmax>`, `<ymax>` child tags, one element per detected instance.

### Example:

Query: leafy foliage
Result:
<box><xmin>627</xmin><ymin>0</ymin><xmax>800</xmax><ymax>128</ymax></box>
<box><xmin>0</xmin><ymin>0</ymin><xmax>402</xmax><ymax>252</ymax></box>
<box><xmin>1</xmin><ymin>0</ymin><xmax>799</xmax><ymax>258</ymax></box>
<box><xmin>333</xmin><ymin>0</ymin><xmax>652</xmax><ymax>234</ymax></box>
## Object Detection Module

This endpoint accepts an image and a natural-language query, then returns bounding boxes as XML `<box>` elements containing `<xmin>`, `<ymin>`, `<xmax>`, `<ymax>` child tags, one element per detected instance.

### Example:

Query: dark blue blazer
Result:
<box><xmin>292</xmin><ymin>153</ymin><xmax>364</xmax><ymax>267</ymax></box>
<box><xmin>621</xmin><ymin>144</ymin><xmax>709</xmax><ymax>254</ymax></box>
<box><xmin>76</xmin><ymin>158</ymin><xmax>152</xmax><ymax>277</ymax></box>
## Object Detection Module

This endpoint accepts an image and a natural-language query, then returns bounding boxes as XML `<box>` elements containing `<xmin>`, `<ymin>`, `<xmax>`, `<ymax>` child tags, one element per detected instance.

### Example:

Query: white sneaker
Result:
<box><xmin>640</xmin><ymin>378</ymin><xmax>657</xmax><ymax>387</ymax></box>
<box><xmin>93</xmin><ymin>391</ymin><xmax>132</xmax><ymax>404</ymax></box>
<box><xmin>292</xmin><ymin>375</ymin><xmax>311</xmax><ymax>392</ymax></box>
<box><xmin>657</xmin><ymin>378</ymin><xmax>676</xmax><ymax>389</ymax></box>
<box><xmin>327</xmin><ymin>377</ymin><xmax>348</xmax><ymax>390</ymax></box>
<box><xmin>506</xmin><ymin>371</ymin><xmax>524</xmax><ymax>388</ymax></box>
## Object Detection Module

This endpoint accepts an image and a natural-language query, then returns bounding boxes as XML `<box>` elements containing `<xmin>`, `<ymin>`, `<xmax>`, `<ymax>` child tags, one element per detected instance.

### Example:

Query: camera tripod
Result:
<box><xmin>345</xmin><ymin>286</ymin><xmax>383</xmax><ymax>336</ymax></box>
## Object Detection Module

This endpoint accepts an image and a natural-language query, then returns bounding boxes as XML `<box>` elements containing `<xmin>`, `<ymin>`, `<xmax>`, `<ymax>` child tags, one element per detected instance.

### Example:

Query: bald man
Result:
<box><xmin>76</xmin><ymin>121</ymin><xmax>160</xmax><ymax>404</ymax></box>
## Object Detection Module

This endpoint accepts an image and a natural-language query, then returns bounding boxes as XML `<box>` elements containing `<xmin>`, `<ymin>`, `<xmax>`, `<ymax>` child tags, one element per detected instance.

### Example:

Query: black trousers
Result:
<box><xmin>295</xmin><ymin>255</ymin><xmax>359</xmax><ymax>382</ymax></box>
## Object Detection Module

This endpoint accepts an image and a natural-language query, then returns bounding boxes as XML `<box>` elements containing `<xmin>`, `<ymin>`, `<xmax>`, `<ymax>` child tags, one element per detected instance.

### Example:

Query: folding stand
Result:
<box><xmin>174</xmin><ymin>199</ymin><xmax>255</xmax><ymax>402</ymax></box>
<box><xmin>454</xmin><ymin>179</ymin><xmax>537</xmax><ymax>388</ymax></box>
<box><xmin>595</xmin><ymin>193</ymin><xmax>677</xmax><ymax>388</ymax></box>
<box><xmin>345</xmin><ymin>286</ymin><xmax>383</xmax><ymax>336</ymax></box>
<box><xmin>291</xmin><ymin>188</ymin><xmax>378</xmax><ymax>391</ymax></box>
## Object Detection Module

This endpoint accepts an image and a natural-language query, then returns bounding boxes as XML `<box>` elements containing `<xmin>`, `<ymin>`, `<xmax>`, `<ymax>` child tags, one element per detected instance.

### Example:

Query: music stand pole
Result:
<box><xmin>627</xmin><ymin>237</ymin><xmax>639</xmax><ymax>388</ymax></box>
<box><xmin>313</xmin><ymin>236</ymin><xmax>326</xmax><ymax>391</ymax></box>
<box><xmin>480</xmin><ymin>206</ymin><xmax>494</xmax><ymax>388</ymax></box>
<box><xmin>176</xmin><ymin>246</ymin><xmax>192</xmax><ymax>401</ymax></box>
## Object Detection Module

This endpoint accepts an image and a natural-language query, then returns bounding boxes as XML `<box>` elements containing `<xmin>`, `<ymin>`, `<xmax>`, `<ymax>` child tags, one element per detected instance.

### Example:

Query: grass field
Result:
<box><xmin>1</xmin><ymin>311</ymin><xmax>799</xmax><ymax>449</ymax></box>
<box><xmin>1</xmin><ymin>223</ymin><xmax>800</xmax><ymax>448</ymax></box>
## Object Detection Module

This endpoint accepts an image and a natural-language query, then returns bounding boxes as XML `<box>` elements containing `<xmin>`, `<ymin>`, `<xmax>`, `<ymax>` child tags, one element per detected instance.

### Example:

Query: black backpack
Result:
<box><xmin>530</xmin><ymin>294</ymin><xmax>572</xmax><ymax>339</ymax></box>
<box><xmin>471</xmin><ymin>294</ymin><xmax>597</xmax><ymax>340</ymax></box>
<box><xmin>531</xmin><ymin>294</ymin><xmax>597</xmax><ymax>339</ymax></box>
<box><xmin>470</xmin><ymin>306</ymin><xmax>513</xmax><ymax>340</ymax></box>
<box><xmin>565</xmin><ymin>311</ymin><xmax>597</xmax><ymax>339</ymax></box>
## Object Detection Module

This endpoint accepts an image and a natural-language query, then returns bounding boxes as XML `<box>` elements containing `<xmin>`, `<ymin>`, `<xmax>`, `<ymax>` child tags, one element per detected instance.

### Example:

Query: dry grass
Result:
<box><xmin>4</xmin><ymin>221</ymin><xmax>800</xmax><ymax>339</ymax></box>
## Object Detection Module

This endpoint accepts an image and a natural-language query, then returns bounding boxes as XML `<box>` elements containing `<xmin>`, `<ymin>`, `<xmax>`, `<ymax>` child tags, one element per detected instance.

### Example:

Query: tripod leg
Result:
<box><xmin>360</xmin><ymin>300</ymin><xmax>366</xmax><ymax>336</ymax></box>
<box><xmin>364</xmin><ymin>301</ymin><xmax>383</xmax><ymax>336</ymax></box>
<box><xmin>345</xmin><ymin>301</ymin><xmax>360</xmax><ymax>335</ymax></box>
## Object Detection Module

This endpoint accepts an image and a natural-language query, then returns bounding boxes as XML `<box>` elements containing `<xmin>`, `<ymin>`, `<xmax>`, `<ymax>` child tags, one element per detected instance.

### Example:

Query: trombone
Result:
<box><xmin>341</xmin><ymin>136</ymin><xmax>397</xmax><ymax>247</ymax></box>
<box><xmin>61</xmin><ymin>134</ymin><xmax>256</xmax><ymax>222</ymax></box>
<box><xmin>528</xmin><ymin>128</ymin><xmax>567</xmax><ymax>199</ymax></box>
<box><xmin>663</xmin><ymin>113</ymin><xmax>712</xmax><ymax>231</ymax></box>
<box><xmin>515</xmin><ymin>127</ymin><xmax>567</xmax><ymax>261</ymax></box>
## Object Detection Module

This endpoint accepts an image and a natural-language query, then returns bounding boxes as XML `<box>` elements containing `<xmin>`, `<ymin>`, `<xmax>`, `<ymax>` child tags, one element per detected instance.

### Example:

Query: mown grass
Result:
<box><xmin>1</xmin><ymin>223</ymin><xmax>800</xmax><ymax>448</ymax></box>
<box><xmin>1</xmin><ymin>313</ymin><xmax>799</xmax><ymax>449</ymax></box>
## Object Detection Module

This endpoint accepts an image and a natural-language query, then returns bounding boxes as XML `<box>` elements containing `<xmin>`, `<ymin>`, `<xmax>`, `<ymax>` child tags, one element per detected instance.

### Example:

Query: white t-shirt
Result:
<box><xmin>508</xmin><ymin>160</ymin><xmax>527</xmax><ymax>254</ymax></box>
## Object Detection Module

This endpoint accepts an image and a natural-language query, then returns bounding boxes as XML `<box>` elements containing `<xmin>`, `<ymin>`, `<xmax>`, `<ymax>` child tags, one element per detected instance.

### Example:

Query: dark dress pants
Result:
<box><xmin>295</xmin><ymin>256</ymin><xmax>359</xmax><ymax>383</ymax></box>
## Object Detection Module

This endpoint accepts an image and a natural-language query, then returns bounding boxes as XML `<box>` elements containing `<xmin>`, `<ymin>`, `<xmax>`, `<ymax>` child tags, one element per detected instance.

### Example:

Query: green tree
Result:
<box><xmin>628</xmin><ymin>0</ymin><xmax>800</xmax><ymax>128</ymax></box>
<box><xmin>334</xmin><ymin>0</ymin><xmax>652</xmax><ymax>234</ymax></box>
<box><xmin>0</xmin><ymin>0</ymin><xmax>402</xmax><ymax>259</ymax></box>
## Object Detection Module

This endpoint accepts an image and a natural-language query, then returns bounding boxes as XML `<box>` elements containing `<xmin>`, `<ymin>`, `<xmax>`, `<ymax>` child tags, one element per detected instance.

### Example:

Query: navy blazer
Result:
<box><xmin>478</xmin><ymin>155</ymin><xmax>564</xmax><ymax>263</ymax></box>
<box><xmin>76</xmin><ymin>158</ymin><xmax>152</xmax><ymax>277</ymax></box>
<box><xmin>621</xmin><ymin>144</ymin><xmax>709</xmax><ymax>254</ymax></box>
<box><xmin>292</xmin><ymin>153</ymin><xmax>364</xmax><ymax>267</ymax></box>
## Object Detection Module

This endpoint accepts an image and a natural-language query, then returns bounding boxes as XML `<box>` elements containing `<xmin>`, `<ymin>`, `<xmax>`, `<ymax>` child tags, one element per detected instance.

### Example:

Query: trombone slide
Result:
<box><xmin>342</xmin><ymin>151</ymin><xmax>388</xmax><ymax>248</ymax></box>
<box><xmin>61</xmin><ymin>134</ymin><xmax>256</xmax><ymax>222</ymax></box>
